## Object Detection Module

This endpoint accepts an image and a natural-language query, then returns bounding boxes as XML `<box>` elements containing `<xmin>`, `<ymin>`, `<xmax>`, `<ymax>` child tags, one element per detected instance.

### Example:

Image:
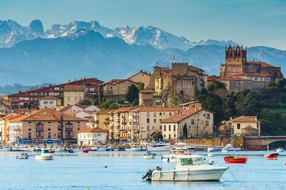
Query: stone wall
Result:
<box><xmin>178</xmin><ymin>136</ymin><xmax>243</xmax><ymax>148</ymax></box>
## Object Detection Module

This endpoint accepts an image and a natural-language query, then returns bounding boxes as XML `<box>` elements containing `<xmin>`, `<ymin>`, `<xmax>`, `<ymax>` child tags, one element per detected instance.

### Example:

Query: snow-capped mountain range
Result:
<box><xmin>0</xmin><ymin>19</ymin><xmax>237</xmax><ymax>50</ymax></box>
<box><xmin>0</xmin><ymin>19</ymin><xmax>285</xmax><ymax>86</ymax></box>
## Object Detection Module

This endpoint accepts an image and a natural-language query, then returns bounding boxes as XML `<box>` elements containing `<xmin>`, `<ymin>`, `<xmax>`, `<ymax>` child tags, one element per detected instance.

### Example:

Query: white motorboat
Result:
<box><xmin>35</xmin><ymin>149</ymin><xmax>53</xmax><ymax>160</ymax></box>
<box><xmin>221</xmin><ymin>143</ymin><xmax>241</xmax><ymax>152</ymax></box>
<box><xmin>1</xmin><ymin>145</ymin><xmax>11</xmax><ymax>151</ymax></box>
<box><xmin>143</xmin><ymin>151</ymin><xmax>156</xmax><ymax>159</ymax></box>
<box><xmin>147</xmin><ymin>142</ymin><xmax>170</xmax><ymax>152</ymax></box>
<box><xmin>277</xmin><ymin>147</ymin><xmax>283</xmax><ymax>152</ymax></box>
<box><xmin>126</xmin><ymin>145</ymin><xmax>144</xmax><ymax>151</ymax></box>
<box><xmin>16</xmin><ymin>152</ymin><xmax>29</xmax><ymax>159</ymax></box>
<box><xmin>143</xmin><ymin>154</ymin><xmax>228</xmax><ymax>182</ymax></box>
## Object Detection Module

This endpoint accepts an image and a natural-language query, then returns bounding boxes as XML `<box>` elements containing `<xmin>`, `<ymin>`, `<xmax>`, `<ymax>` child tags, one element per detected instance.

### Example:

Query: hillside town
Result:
<box><xmin>0</xmin><ymin>45</ymin><xmax>284</xmax><ymax>149</ymax></box>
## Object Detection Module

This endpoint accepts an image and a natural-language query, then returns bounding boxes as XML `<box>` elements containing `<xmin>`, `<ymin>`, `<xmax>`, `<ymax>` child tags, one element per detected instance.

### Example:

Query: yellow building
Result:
<box><xmin>128</xmin><ymin>70</ymin><xmax>150</xmax><ymax>89</ymax></box>
<box><xmin>63</xmin><ymin>85</ymin><xmax>86</xmax><ymax>106</ymax></box>
<box><xmin>225</xmin><ymin>116</ymin><xmax>260</xmax><ymax>136</ymax></box>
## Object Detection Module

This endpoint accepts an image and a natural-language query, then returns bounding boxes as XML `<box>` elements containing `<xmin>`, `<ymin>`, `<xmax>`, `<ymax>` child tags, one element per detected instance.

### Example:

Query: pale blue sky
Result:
<box><xmin>1</xmin><ymin>0</ymin><xmax>286</xmax><ymax>49</ymax></box>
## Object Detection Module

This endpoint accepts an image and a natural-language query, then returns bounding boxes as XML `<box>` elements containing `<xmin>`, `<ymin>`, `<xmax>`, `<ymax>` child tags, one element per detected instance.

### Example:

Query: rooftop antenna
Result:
<box><xmin>173</xmin><ymin>54</ymin><xmax>176</xmax><ymax>62</ymax></box>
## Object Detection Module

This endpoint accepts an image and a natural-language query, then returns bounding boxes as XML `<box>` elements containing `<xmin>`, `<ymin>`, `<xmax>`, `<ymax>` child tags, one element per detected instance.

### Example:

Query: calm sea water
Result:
<box><xmin>0</xmin><ymin>150</ymin><xmax>286</xmax><ymax>190</ymax></box>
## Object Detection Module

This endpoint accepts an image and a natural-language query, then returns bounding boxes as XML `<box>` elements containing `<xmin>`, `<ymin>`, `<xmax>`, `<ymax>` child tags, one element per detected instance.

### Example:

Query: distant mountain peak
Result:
<box><xmin>29</xmin><ymin>19</ymin><xmax>44</xmax><ymax>35</ymax></box>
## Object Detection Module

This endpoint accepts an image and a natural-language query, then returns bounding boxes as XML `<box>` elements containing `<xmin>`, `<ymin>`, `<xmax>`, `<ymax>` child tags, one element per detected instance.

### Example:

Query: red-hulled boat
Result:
<box><xmin>264</xmin><ymin>153</ymin><xmax>279</xmax><ymax>160</ymax></box>
<box><xmin>82</xmin><ymin>149</ymin><xmax>89</xmax><ymax>153</ymax></box>
<box><xmin>224</xmin><ymin>156</ymin><xmax>247</xmax><ymax>164</ymax></box>
<box><xmin>50</xmin><ymin>149</ymin><xmax>55</xmax><ymax>154</ymax></box>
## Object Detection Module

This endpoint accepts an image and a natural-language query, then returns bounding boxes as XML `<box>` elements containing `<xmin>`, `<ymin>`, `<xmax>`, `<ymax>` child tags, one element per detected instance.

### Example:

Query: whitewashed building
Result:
<box><xmin>77</xmin><ymin>128</ymin><xmax>109</xmax><ymax>145</ymax></box>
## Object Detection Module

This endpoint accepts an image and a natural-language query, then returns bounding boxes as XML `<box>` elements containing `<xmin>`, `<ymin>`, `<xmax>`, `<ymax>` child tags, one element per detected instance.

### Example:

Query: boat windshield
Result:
<box><xmin>42</xmin><ymin>150</ymin><xmax>50</xmax><ymax>153</ymax></box>
<box><xmin>180</xmin><ymin>157</ymin><xmax>206</xmax><ymax>166</ymax></box>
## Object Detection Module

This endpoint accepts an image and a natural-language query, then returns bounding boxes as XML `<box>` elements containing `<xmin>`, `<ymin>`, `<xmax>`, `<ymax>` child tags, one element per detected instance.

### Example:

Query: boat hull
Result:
<box><xmin>35</xmin><ymin>155</ymin><xmax>53</xmax><ymax>160</ymax></box>
<box><xmin>224</xmin><ymin>157</ymin><xmax>247</xmax><ymax>164</ymax></box>
<box><xmin>143</xmin><ymin>154</ymin><xmax>156</xmax><ymax>159</ymax></box>
<box><xmin>151</xmin><ymin>168</ymin><xmax>228</xmax><ymax>181</ymax></box>
<box><xmin>17</xmin><ymin>156</ymin><xmax>29</xmax><ymax>159</ymax></box>
<box><xmin>264</xmin><ymin>153</ymin><xmax>279</xmax><ymax>160</ymax></box>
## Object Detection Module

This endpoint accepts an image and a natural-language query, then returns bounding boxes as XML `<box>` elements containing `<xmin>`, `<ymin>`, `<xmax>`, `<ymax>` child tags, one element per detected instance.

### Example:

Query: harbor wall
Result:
<box><xmin>178</xmin><ymin>136</ymin><xmax>244</xmax><ymax>149</ymax></box>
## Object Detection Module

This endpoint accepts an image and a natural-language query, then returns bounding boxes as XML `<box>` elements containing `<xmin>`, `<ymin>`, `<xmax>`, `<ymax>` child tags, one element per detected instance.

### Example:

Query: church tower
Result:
<box><xmin>220</xmin><ymin>45</ymin><xmax>247</xmax><ymax>77</ymax></box>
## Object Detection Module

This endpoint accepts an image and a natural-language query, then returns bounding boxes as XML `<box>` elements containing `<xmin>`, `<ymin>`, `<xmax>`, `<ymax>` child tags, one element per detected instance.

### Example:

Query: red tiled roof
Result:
<box><xmin>233</xmin><ymin>73</ymin><xmax>269</xmax><ymax>77</ymax></box>
<box><xmin>230</xmin><ymin>116</ymin><xmax>259</xmax><ymax>122</ymax></box>
<box><xmin>77</xmin><ymin>128</ymin><xmax>109</xmax><ymax>133</ymax></box>
<box><xmin>40</xmin><ymin>96</ymin><xmax>60</xmax><ymax>100</ymax></box>
<box><xmin>104</xmin><ymin>79</ymin><xmax>126</xmax><ymax>85</ymax></box>
<box><xmin>22</xmin><ymin>108</ymin><xmax>87</xmax><ymax>121</ymax></box>
<box><xmin>64</xmin><ymin>85</ymin><xmax>86</xmax><ymax>91</ymax></box>
<box><xmin>246</xmin><ymin>61</ymin><xmax>274</xmax><ymax>67</ymax></box>
<box><xmin>219</xmin><ymin>77</ymin><xmax>248</xmax><ymax>81</ymax></box>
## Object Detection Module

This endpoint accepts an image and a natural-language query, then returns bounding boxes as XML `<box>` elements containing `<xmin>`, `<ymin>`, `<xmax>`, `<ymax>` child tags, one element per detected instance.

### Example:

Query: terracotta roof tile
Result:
<box><xmin>77</xmin><ymin>128</ymin><xmax>109</xmax><ymax>133</ymax></box>
<box><xmin>40</xmin><ymin>96</ymin><xmax>60</xmax><ymax>100</ymax></box>
<box><xmin>22</xmin><ymin>108</ymin><xmax>87</xmax><ymax>121</ymax></box>
<box><xmin>64</xmin><ymin>85</ymin><xmax>86</xmax><ymax>91</ymax></box>
<box><xmin>231</xmin><ymin>116</ymin><xmax>259</xmax><ymax>122</ymax></box>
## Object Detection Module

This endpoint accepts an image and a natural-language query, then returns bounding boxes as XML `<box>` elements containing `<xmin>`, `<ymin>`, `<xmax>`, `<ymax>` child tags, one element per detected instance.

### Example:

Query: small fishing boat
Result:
<box><xmin>143</xmin><ymin>151</ymin><xmax>156</xmax><ymax>159</ymax></box>
<box><xmin>224</xmin><ymin>156</ymin><xmax>247</xmax><ymax>164</ymax></box>
<box><xmin>277</xmin><ymin>147</ymin><xmax>283</xmax><ymax>153</ymax></box>
<box><xmin>16</xmin><ymin>152</ymin><xmax>29</xmax><ymax>159</ymax></box>
<box><xmin>264</xmin><ymin>153</ymin><xmax>279</xmax><ymax>160</ymax></box>
<box><xmin>35</xmin><ymin>149</ymin><xmax>53</xmax><ymax>160</ymax></box>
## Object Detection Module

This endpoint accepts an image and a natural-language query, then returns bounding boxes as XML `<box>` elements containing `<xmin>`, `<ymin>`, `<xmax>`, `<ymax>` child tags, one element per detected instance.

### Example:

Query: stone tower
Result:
<box><xmin>220</xmin><ymin>45</ymin><xmax>247</xmax><ymax>77</ymax></box>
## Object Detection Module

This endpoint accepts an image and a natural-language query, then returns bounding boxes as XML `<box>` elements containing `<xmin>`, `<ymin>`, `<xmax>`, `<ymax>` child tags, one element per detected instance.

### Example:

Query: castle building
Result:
<box><xmin>219</xmin><ymin>45</ymin><xmax>283</xmax><ymax>92</ymax></box>
<box><xmin>149</xmin><ymin>63</ymin><xmax>205</xmax><ymax>103</ymax></box>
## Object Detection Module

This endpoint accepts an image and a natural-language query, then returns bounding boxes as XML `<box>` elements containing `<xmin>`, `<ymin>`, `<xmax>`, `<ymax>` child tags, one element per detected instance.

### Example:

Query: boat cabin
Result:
<box><xmin>176</xmin><ymin>155</ymin><xmax>208</xmax><ymax>169</ymax></box>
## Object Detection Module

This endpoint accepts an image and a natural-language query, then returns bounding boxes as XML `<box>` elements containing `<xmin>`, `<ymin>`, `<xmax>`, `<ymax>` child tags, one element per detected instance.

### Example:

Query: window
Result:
<box><xmin>58</xmin><ymin>132</ymin><xmax>61</xmax><ymax>138</ymax></box>
<box><xmin>164</xmin><ymin>125</ymin><xmax>166</xmax><ymax>131</ymax></box>
<box><xmin>152</xmin><ymin>126</ymin><xmax>155</xmax><ymax>130</ymax></box>
<box><xmin>77</xmin><ymin>122</ymin><xmax>80</xmax><ymax>130</ymax></box>
<box><xmin>153</xmin><ymin>112</ymin><xmax>156</xmax><ymax>117</ymax></box>
<box><xmin>205</xmin><ymin>121</ymin><xmax>209</xmax><ymax>126</ymax></box>
<box><xmin>44</xmin><ymin>101</ymin><xmax>48</xmax><ymax>104</ymax></box>
<box><xmin>191</xmin><ymin>119</ymin><xmax>194</xmax><ymax>125</ymax></box>
<box><xmin>28</xmin><ymin>125</ymin><xmax>31</xmax><ymax>131</ymax></box>
<box><xmin>154</xmin><ymin>119</ymin><xmax>156</xmax><ymax>123</ymax></box>
<box><xmin>159</xmin><ymin>112</ymin><xmax>162</xmax><ymax>116</ymax></box>
<box><xmin>147</xmin><ymin>126</ymin><xmax>149</xmax><ymax>131</ymax></box>
<box><xmin>169</xmin><ymin>113</ymin><xmax>171</xmax><ymax>116</ymax></box>
<box><xmin>48</xmin><ymin>132</ymin><xmax>51</xmax><ymax>138</ymax></box>
<box><xmin>206</xmin><ymin>114</ymin><xmax>210</xmax><ymax>119</ymax></box>
<box><xmin>48</xmin><ymin>122</ymin><xmax>51</xmax><ymax>131</ymax></box>
<box><xmin>173</xmin><ymin>125</ymin><xmax>176</xmax><ymax>131</ymax></box>
<box><xmin>237</xmin><ymin>123</ymin><xmax>240</xmax><ymax>129</ymax></box>
<box><xmin>49</xmin><ymin>101</ymin><xmax>53</xmax><ymax>104</ymax></box>
<box><xmin>28</xmin><ymin>132</ymin><xmax>31</xmax><ymax>138</ymax></box>
<box><xmin>169</xmin><ymin>125</ymin><xmax>171</xmax><ymax>131</ymax></box>
<box><xmin>147</xmin><ymin>118</ymin><xmax>150</xmax><ymax>123</ymax></box>
<box><xmin>147</xmin><ymin>112</ymin><xmax>150</xmax><ymax>117</ymax></box>
<box><xmin>169</xmin><ymin>134</ymin><xmax>171</xmax><ymax>140</ymax></box>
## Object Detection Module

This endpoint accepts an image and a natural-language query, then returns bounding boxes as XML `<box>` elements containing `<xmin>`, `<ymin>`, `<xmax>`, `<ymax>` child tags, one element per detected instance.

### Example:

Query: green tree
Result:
<box><xmin>99</xmin><ymin>100</ymin><xmax>110</xmax><ymax>109</ymax></box>
<box><xmin>79</xmin><ymin>99</ymin><xmax>91</xmax><ymax>105</ymax></box>
<box><xmin>126</xmin><ymin>84</ymin><xmax>139</xmax><ymax>105</ymax></box>
<box><xmin>109</xmin><ymin>102</ymin><xmax>118</xmax><ymax>109</ymax></box>
<box><xmin>138</xmin><ymin>83</ymin><xmax>144</xmax><ymax>91</ymax></box>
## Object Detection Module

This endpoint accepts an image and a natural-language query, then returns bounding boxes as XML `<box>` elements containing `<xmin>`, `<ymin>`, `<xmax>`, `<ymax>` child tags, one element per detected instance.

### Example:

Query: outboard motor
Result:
<box><xmin>142</xmin><ymin>169</ymin><xmax>153</xmax><ymax>181</ymax></box>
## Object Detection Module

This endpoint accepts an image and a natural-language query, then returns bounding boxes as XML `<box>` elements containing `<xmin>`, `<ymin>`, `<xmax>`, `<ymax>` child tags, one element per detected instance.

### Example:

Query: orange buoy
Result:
<box><xmin>104</xmin><ymin>165</ymin><xmax>108</xmax><ymax>168</ymax></box>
